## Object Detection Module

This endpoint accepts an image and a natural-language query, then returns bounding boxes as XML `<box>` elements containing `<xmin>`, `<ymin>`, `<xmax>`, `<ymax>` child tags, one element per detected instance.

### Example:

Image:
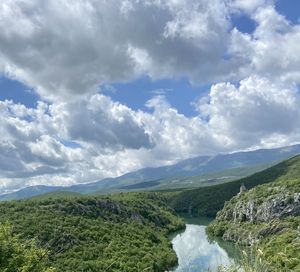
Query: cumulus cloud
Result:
<box><xmin>196</xmin><ymin>76</ymin><xmax>300</xmax><ymax>148</ymax></box>
<box><xmin>1</xmin><ymin>1</ymin><xmax>300</xmax><ymax>96</ymax></box>
<box><xmin>0</xmin><ymin>95</ymin><xmax>152</xmax><ymax>192</ymax></box>
<box><xmin>231</xmin><ymin>5</ymin><xmax>300</xmax><ymax>83</ymax></box>
<box><xmin>1</xmin><ymin>0</ymin><xmax>300</xmax><ymax>101</ymax></box>
<box><xmin>0</xmin><ymin>0</ymin><xmax>244</xmax><ymax>100</ymax></box>
<box><xmin>64</xmin><ymin>94</ymin><xmax>152</xmax><ymax>150</ymax></box>
<box><xmin>143</xmin><ymin>95</ymin><xmax>226</xmax><ymax>160</ymax></box>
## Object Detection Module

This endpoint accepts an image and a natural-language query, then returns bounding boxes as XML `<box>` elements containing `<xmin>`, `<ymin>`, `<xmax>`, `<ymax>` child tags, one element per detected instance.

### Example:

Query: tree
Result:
<box><xmin>0</xmin><ymin>222</ymin><xmax>55</xmax><ymax>272</ymax></box>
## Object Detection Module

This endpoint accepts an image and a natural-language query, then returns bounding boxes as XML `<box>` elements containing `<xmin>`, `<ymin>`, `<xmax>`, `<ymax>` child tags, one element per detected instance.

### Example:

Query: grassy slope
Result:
<box><xmin>167</xmin><ymin>157</ymin><xmax>300</xmax><ymax>217</ymax></box>
<box><xmin>207</xmin><ymin>155</ymin><xmax>300</xmax><ymax>271</ymax></box>
<box><xmin>0</xmin><ymin>192</ymin><xmax>184</xmax><ymax>272</ymax></box>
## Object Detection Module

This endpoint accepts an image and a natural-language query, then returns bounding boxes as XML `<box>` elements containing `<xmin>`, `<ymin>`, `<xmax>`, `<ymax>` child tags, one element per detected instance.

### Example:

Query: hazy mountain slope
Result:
<box><xmin>84</xmin><ymin>144</ymin><xmax>300</xmax><ymax>193</ymax></box>
<box><xmin>169</xmin><ymin>155</ymin><xmax>300</xmax><ymax>217</ymax></box>
<box><xmin>207</xmin><ymin>155</ymin><xmax>300</xmax><ymax>271</ymax></box>
<box><xmin>0</xmin><ymin>165</ymin><xmax>264</xmax><ymax>201</ymax></box>
<box><xmin>0</xmin><ymin>185</ymin><xmax>65</xmax><ymax>201</ymax></box>
<box><xmin>126</xmin><ymin>163</ymin><xmax>273</xmax><ymax>191</ymax></box>
<box><xmin>1</xmin><ymin>144</ymin><xmax>300</xmax><ymax>201</ymax></box>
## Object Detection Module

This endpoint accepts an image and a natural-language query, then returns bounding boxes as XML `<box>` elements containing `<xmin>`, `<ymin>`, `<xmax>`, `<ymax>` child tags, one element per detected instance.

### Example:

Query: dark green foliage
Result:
<box><xmin>168</xmin><ymin>155</ymin><xmax>300</xmax><ymax>216</ymax></box>
<box><xmin>0</xmin><ymin>192</ymin><xmax>184</xmax><ymax>272</ymax></box>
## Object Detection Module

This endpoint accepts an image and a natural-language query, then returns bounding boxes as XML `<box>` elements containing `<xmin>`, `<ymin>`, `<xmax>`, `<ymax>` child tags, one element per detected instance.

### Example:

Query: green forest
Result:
<box><xmin>0</xmin><ymin>193</ymin><xmax>184</xmax><ymax>272</ymax></box>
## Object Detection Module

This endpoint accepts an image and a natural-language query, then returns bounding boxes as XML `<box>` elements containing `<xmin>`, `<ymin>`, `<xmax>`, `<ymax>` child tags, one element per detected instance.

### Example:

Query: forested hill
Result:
<box><xmin>0</xmin><ymin>192</ymin><xmax>184</xmax><ymax>272</ymax></box>
<box><xmin>207</xmin><ymin>155</ymin><xmax>300</xmax><ymax>271</ymax></box>
<box><xmin>168</xmin><ymin>155</ymin><xmax>300</xmax><ymax>217</ymax></box>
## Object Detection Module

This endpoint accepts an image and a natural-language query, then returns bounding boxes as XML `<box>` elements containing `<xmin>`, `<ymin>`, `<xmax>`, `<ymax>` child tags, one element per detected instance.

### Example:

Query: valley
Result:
<box><xmin>0</xmin><ymin>151</ymin><xmax>299</xmax><ymax>271</ymax></box>
<box><xmin>1</xmin><ymin>1</ymin><xmax>299</xmax><ymax>271</ymax></box>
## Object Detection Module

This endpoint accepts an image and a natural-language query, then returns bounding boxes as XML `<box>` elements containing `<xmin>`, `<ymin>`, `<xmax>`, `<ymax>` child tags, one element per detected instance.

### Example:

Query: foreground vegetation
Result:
<box><xmin>0</xmin><ymin>223</ymin><xmax>55</xmax><ymax>272</ymax></box>
<box><xmin>0</xmin><ymin>192</ymin><xmax>184</xmax><ymax>272</ymax></box>
<box><xmin>208</xmin><ymin>156</ymin><xmax>300</xmax><ymax>271</ymax></box>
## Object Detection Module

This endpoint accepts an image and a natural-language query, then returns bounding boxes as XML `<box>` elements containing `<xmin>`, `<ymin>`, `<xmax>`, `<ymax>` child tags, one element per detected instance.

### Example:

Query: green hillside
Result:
<box><xmin>207</xmin><ymin>155</ymin><xmax>300</xmax><ymax>271</ymax></box>
<box><xmin>0</xmin><ymin>192</ymin><xmax>184</xmax><ymax>272</ymax></box>
<box><xmin>168</xmin><ymin>156</ymin><xmax>300</xmax><ymax>217</ymax></box>
<box><xmin>119</xmin><ymin>163</ymin><xmax>273</xmax><ymax>192</ymax></box>
<box><xmin>30</xmin><ymin>191</ymin><xmax>82</xmax><ymax>200</ymax></box>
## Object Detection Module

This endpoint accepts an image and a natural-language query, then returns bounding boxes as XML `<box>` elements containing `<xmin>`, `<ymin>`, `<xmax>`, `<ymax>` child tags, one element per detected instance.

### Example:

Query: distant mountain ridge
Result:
<box><xmin>1</xmin><ymin>144</ymin><xmax>300</xmax><ymax>201</ymax></box>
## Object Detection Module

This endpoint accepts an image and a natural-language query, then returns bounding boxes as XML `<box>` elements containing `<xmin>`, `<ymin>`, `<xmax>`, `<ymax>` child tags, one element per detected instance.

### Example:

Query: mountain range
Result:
<box><xmin>1</xmin><ymin>144</ymin><xmax>300</xmax><ymax>201</ymax></box>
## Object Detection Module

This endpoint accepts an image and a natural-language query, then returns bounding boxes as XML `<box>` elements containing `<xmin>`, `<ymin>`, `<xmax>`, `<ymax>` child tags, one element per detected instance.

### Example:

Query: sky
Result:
<box><xmin>0</xmin><ymin>0</ymin><xmax>300</xmax><ymax>193</ymax></box>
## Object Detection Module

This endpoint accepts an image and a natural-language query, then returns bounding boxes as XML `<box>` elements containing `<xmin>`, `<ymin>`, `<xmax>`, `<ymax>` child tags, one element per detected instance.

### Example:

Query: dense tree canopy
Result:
<box><xmin>0</xmin><ymin>222</ymin><xmax>55</xmax><ymax>272</ymax></box>
<box><xmin>0</xmin><ymin>192</ymin><xmax>184</xmax><ymax>272</ymax></box>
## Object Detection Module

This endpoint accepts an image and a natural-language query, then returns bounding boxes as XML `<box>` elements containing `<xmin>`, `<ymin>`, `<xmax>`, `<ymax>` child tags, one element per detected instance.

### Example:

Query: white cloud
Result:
<box><xmin>231</xmin><ymin>5</ymin><xmax>300</xmax><ymax>83</ymax></box>
<box><xmin>230</xmin><ymin>0</ymin><xmax>274</xmax><ymax>13</ymax></box>
<box><xmin>63</xmin><ymin>94</ymin><xmax>152</xmax><ymax>150</ymax></box>
<box><xmin>1</xmin><ymin>0</ymin><xmax>300</xmax><ymax>101</ymax></box>
<box><xmin>0</xmin><ymin>0</ymin><xmax>239</xmax><ymax>101</ymax></box>
<box><xmin>0</xmin><ymin>95</ymin><xmax>152</xmax><ymax>192</ymax></box>
<box><xmin>143</xmin><ymin>95</ymin><xmax>226</xmax><ymax>160</ymax></box>
<box><xmin>1</xmin><ymin>76</ymin><xmax>300</xmax><ymax>193</ymax></box>
<box><xmin>1</xmin><ymin>0</ymin><xmax>300</xmax><ymax>100</ymax></box>
<box><xmin>196</xmin><ymin>76</ymin><xmax>300</xmax><ymax>148</ymax></box>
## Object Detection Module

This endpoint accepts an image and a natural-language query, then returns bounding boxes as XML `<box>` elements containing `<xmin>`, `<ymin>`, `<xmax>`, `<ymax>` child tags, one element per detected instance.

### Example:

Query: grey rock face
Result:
<box><xmin>222</xmin><ymin>230</ymin><xmax>258</xmax><ymax>246</ymax></box>
<box><xmin>232</xmin><ymin>192</ymin><xmax>300</xmax><ymax>223</ymax></box>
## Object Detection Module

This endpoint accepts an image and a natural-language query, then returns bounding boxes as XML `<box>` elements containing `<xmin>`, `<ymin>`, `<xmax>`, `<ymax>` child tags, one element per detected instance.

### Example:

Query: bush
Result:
<box><xmin>0</xmin><ymin>222</ymin><xmax>55</xmax><ymax>272</ymax></box>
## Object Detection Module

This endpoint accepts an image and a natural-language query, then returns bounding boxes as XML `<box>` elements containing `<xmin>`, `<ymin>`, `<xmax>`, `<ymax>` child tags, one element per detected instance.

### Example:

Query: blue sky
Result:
<box><xmin>103</xmin><ymin>77</ymin><xmax>210</xmax><ymax>117</ymax></box>
<box><xmin>276</xmin><ymin>0</ymin><xmax>300</xmax><ymax>23</ymax></box>
<box><xmin>0</xmin><ymin>0</ymin><xmax>300</xmax><ymax>192</ymax></box>
<box><xmin>0</xmin><ymin>74</ymin><xmax>210</xmax><ymax>116</ymax></box>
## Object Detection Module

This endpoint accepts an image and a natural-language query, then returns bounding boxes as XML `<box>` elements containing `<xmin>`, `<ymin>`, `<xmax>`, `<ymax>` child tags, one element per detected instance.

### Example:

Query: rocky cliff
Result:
<box><xmin>219</xmin><ymin>191</ymin><xmax>300</xmax><ymax>223</ymax></box>
<box><xmin>207</xmin><ymin>155</ymin><xmax>300</xmax><ymax>271</ymax></box>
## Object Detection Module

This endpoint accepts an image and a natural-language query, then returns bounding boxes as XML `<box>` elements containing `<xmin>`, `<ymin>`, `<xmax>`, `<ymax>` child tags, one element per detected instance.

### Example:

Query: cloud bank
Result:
<box><xmin>1</xmin><ymin>76</ymin><xmax>299</xmax><ymax>193</ymax></box>
<box><xmin>0</xmin><ymin>0</ymin><xmax>300</xmax><ymax>192</ymax></box>
<box><xmin>2</xmin><ymin>0</ymin><xmax>299</xmax><ymax>101</ymax></box>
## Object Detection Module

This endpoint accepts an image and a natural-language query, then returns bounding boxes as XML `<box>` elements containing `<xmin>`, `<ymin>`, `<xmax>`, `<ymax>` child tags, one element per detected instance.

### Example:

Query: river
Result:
<box><xmin>169</xmin><ymin>216</ymin><xmax>240</xmax><ymax>272</ymax></box>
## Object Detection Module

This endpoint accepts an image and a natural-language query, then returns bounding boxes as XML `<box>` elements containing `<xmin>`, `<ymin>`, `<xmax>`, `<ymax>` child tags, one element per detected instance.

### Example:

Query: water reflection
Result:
<box><xmin>170</xmin><ymin>218</ymin><xmax>238</xmax><ymax>272</ymax></box>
